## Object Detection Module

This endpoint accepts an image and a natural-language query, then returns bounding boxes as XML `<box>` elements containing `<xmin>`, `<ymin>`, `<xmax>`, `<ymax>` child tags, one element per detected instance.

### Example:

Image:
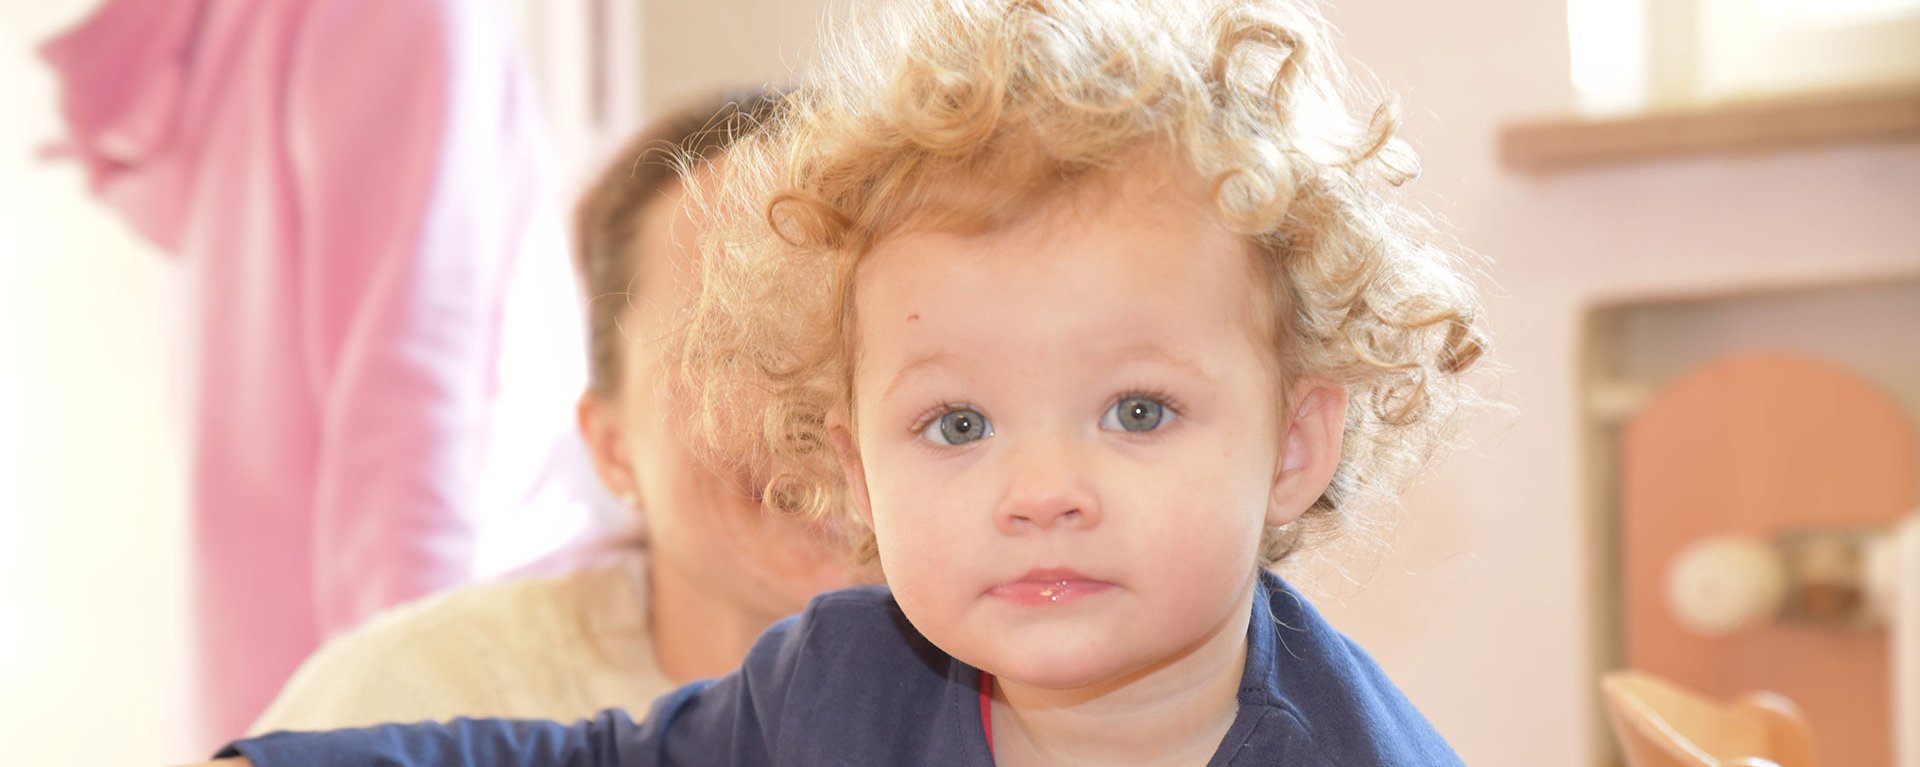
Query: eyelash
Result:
<box><xmin>908</xmin><ymin>401</ymin><xmax>979</xmax><ymax>437</ymax></box>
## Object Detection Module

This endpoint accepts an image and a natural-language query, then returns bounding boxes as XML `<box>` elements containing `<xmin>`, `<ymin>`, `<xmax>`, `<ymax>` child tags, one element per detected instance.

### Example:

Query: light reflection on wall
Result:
<box><xmin>1569</xmin><ymin>0</ymin><xmax>1920</xmax><ymax>113</ymax></box>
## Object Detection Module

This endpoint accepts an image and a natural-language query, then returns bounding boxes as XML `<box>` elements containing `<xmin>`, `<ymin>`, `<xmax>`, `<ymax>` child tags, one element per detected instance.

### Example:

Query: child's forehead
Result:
<box><xmin>874</xmin><ymin>157</ymin><xmax>1226</xmax><ymax>256</ymax></box>
<box><xmin>852</xmin><ymin>176</ymin><xmax>1272</xmax><ymax>353</ymax></box>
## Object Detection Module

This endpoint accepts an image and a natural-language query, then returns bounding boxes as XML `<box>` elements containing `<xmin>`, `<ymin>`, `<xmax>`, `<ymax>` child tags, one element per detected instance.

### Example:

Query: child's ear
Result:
<box><xmin>828</xmin><ymin>414</ymin><xmax>875</xmax><ymax>529</ymax></box>
<box><xmin>577</xmin><ymin>391</ymin><xmax>640</xmax><ymax>507</ymax></box>
<box><xmin>1268</xmin><ymin>378</ymin><xmax>1348</xmax><ymax>527</ymax></box>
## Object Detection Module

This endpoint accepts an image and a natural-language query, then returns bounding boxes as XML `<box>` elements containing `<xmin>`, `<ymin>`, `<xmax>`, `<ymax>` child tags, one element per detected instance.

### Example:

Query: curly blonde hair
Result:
<box><xmin>679</xmin><ymin>0</ymin><xmax>1488</xmax><ymax>567</ymax></box>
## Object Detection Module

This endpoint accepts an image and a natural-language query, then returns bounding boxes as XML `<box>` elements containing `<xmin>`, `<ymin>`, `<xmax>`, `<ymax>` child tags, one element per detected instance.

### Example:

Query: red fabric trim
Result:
<box><xmin>980</xmin><ymin>671</ymin><xmax>994</xmax><ymax>754</ymax></box>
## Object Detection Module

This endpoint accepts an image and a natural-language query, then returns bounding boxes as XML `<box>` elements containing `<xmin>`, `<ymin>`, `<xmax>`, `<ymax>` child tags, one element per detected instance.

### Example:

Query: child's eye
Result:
<box><xmin>920</xmin><ymin>408</ymin><xmax>994</xmax><ymax>446</ymax></box>
<box><xmin>1101</xmin><ymin>396</ymin><xmax>1172</xmax><ymax>433</ymax></box>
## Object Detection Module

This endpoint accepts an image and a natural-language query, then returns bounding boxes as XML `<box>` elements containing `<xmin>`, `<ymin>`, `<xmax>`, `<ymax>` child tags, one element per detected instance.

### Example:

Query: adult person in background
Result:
<box><xmin>39</xmin><ymin>0</ymin><xmax>582</xmax><ymax>743</ymax></box>
<box><xmin>246</xmin><ymin>91</ymin><xmax>858</xmax><ymax>732</ymax></box>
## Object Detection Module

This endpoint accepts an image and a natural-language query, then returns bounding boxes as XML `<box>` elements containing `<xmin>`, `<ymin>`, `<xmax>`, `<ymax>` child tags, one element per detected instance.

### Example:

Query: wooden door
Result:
<box><xmin>1622</xmin><ymin>353</ymin><xmax>1916</xmax><ymax>767</ymax></box>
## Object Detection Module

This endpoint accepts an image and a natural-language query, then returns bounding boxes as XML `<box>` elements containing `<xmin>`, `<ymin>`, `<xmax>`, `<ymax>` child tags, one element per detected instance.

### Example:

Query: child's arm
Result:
<box><xmin>217</xmin><ymin>711</ymin><xmax>653</xmax><ymax>767</ymax></box>
<box><xmin>207</xmin><ymin>609</ymin><xmax>824</xmax><ymax>766</ymax></box>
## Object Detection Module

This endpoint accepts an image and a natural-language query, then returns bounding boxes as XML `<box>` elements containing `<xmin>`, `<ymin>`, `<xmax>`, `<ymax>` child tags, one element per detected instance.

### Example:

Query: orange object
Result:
<box><xmin>1602</xmin><ymin>671</ymin><xmax>1820</xmax><ymax>767</ymax></box>
<box><xmin>1621</xmin><ymin>353</ymin><xmax>1915</xmax><ymax>767</ymax></box>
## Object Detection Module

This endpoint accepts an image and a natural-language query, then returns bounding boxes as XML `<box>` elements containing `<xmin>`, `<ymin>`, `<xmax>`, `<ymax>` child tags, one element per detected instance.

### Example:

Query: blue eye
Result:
<box><xmin>1102</xmin><ymin>396</ymin><xmax>1169</xmax><ymax>433</ymax></box>
<box><xmin>921</xmin><ymin>408</ymin><xmax>993</xmax><ymax>445</ymax></box>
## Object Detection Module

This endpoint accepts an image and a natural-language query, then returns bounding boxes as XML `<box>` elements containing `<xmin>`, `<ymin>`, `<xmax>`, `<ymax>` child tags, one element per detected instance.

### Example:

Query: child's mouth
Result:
<box><xmin>986</xmin><ymin>568</ymin><xmax>1115</xmax><ymax>606</ymax></box>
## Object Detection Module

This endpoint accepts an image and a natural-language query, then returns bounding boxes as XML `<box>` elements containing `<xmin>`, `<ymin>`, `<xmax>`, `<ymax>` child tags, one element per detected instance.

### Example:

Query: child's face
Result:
<box><xmin>840</xmin><ymin>170</ymin><xmax>1292</xmax><ymax>692</ymax></box>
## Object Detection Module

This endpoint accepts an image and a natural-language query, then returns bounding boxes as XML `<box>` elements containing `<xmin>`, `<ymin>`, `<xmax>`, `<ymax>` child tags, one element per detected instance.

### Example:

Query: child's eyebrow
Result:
<box><xmin>882</xmin><ymin>351</ymin><xmax>965</xmax><ymax>400</ymax></box>
<box><xmin>1106</xmin><ymin>343</ymin><xmax>1211</xmax><ymax>381</ymax></box>
<box><xmin>878</xmin><ymin>344</ymin><xmax>1211</xmax><ymax>402</ymax></box>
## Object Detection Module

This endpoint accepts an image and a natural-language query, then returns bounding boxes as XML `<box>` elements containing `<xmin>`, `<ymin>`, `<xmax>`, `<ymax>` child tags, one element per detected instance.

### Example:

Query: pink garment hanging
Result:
<box><xmin>41</xmin><ymin>0</ymin><xmax>564</xmax><ymax>744</ymax></box>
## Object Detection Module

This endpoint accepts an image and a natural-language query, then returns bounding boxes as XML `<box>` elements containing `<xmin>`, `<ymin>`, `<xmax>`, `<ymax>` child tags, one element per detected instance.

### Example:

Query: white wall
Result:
<box><xmin>639</xmin><ymin>0</ymin><xmax>831</xmax><ymax>114</ymax></box>
<box><xmin>0</xmin><ymin>0</ymin><xmax>196</xmax><ymax>764</ymax></box>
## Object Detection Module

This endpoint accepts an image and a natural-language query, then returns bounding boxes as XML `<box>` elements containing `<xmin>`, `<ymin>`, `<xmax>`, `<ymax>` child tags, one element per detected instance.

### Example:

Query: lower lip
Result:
<box><xmin>986</xmin><ymin>579</ymin><xmax>1114</xmax><ymax>606</ymax></box>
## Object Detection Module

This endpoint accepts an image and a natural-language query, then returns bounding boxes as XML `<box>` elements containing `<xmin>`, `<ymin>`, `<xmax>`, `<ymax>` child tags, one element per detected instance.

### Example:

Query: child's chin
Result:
<box><xmin>985</xmin><ymin>646</ymin><xmax>1138</xmax><ymax>693</ymax></box>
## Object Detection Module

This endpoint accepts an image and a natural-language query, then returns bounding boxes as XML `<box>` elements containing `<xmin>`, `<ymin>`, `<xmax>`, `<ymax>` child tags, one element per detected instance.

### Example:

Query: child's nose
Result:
<box><xmin>993</xmin><ymin>440</ymin><xmax>1103</xmax><ymax>534</ymax></box>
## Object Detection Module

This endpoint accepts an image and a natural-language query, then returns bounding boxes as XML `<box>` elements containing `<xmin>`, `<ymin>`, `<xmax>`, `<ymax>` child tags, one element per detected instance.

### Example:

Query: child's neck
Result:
<box><xmin>987</xmin><ymin>582</ymin><xmax>1254</xmax><ymax>767</ymax></box>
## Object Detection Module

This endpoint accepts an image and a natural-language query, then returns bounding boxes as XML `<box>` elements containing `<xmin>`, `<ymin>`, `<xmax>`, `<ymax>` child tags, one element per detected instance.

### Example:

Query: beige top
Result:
<box><xmin>249</xmin><ymin>552</ymin><xmax>675</xmax><ymax>733</ymax></box>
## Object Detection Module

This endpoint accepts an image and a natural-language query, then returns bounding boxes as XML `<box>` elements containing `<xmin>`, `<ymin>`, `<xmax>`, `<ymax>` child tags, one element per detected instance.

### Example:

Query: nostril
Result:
<box><xmin>998</xmin><ymin>497</ymin><xmax>1096</xmax><ymax>532</ymax></box>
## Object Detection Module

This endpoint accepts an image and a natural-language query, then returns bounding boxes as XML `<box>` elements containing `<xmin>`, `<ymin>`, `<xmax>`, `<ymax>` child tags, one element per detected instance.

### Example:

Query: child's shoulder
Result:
<box><xmin>775</xmin><ymin>584</ymin><xmax>920</xmax><ymax>651</ymax></box>
<box><xmin>804</xmin><ymin>582</ymin><xmax>900</xmax><ymax>612</ymax></box>
<box><xmin>1247</xmin><ymin>571</ymin><xmax>1464</xmax><ymax>766</ymax></box>
<box><xmin>759</xmin><ymin>583</ymin><xmax>959</xmax><ymax>693</ymax></box>
<box><xmin>668</xmin><ymin>584</ymin><xmax>992</xmax><ymax>764</ymax></box>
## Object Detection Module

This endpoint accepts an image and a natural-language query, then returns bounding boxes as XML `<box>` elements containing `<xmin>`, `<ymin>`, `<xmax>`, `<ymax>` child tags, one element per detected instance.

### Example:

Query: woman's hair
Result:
<box><xmin>572</xmin><ymin>88</ymin><xmax>787</xmax><ymax>398</ymax></box>
<box><xmin>564</xmin><ymin>88</ymin><xmax>795</xmax><ymax>667</ymax></box>
<box><xmin>682</xmin><ymin>0</ymin><xmax>1490</xmax><ymax>566</ymax></box>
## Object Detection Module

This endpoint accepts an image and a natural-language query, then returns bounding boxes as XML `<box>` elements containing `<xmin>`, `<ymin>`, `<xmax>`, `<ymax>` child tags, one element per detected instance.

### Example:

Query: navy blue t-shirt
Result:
<box><xmin>226</xmin><ymin>570</ymin><xmax>1460</xmax><ymax>765</ymax></box>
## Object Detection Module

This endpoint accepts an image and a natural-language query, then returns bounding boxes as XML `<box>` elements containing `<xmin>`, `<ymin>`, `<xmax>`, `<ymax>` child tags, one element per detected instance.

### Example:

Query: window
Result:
<box><xmin>1569</xmin><ymin>0</ymin><xmax>1920</xmax><ymax>113</ymax></box>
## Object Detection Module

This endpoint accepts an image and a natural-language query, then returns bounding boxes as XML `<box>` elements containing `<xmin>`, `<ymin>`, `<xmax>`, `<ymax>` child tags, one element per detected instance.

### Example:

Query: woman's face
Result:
<box><xmin>585</xmin><ymin>179</ymin><xmax>852</xmax><ymax>621</ymax></box>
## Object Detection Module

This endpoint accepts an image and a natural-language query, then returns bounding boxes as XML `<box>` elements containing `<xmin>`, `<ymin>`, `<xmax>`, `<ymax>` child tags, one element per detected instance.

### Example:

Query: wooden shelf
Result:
<box><xmin>1500</xmin><ymin>86</ymin><xmax>1920</xmax><ymax>173</ymax></box>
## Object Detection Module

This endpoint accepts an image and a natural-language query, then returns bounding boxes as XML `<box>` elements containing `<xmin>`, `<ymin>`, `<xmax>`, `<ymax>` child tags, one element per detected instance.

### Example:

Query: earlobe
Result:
<box><xmin>1267</xmin><ymin>379</ymin><xmax>1348</xmax><ymax>527</ymax></box>
<box><xmin>828</xmin><ymin>418</ymin><xmax>875</xmax><ymax>529</ymax></box>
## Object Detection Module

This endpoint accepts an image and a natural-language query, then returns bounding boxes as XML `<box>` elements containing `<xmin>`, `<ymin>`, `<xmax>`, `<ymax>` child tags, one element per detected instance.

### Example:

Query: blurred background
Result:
<box><xmin>2</xmin><ymin>0</ymin><xmax>1915</xmax><ymax>765</ymax></box>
